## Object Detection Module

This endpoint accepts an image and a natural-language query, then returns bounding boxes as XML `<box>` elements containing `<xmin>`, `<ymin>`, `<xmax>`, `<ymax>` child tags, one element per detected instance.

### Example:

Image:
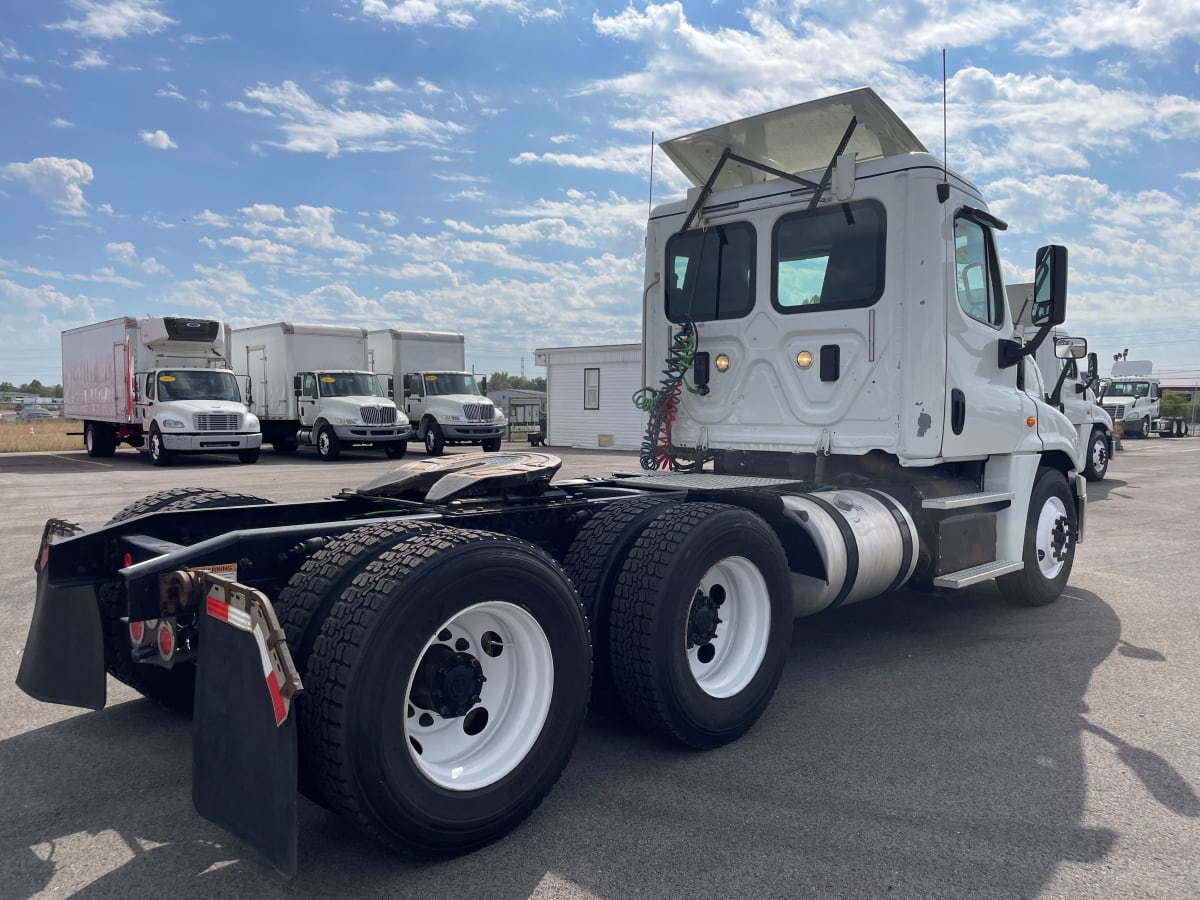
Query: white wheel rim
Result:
<box><xmin>685</xmin><ymin>556</ymin><xmax>771</xmax><ymax>698</ymax></box>
<box><xmin>1092</xmin><ymin>439</ymin><xmax>1107</xmax><ymax>471</ymax></box>
<box><xmin>1035</xmin><ymin>496</ymin><xmax>1071</xmax><ymax>579</ymax></box>
<box><xmin>404</xmin><ymin>601</ymin><xmax>554</xmax><ymax>791</ymax></box>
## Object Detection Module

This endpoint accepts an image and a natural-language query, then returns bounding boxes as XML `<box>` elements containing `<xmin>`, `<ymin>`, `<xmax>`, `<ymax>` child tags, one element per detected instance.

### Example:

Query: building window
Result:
<box><xmin>584</xmin><ymin>368</ymin><xmax>600</xmax><ymax>409</ymax></box>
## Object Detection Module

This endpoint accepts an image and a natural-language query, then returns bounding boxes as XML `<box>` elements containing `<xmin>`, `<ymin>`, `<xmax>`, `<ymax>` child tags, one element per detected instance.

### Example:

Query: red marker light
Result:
<box><xmin>157</xmin><ymin>621</ymin><xmax>175</xmax><ymax>661</ymax></box>
<box><xmin>129</xmin><ymin>621</ymin><xmax>144</xmax><ymax>645</ymax></box>
<box><xmin>123</xmin><ymin>553</ymin><xmax>133</xmax><ymax>568</ymax></box>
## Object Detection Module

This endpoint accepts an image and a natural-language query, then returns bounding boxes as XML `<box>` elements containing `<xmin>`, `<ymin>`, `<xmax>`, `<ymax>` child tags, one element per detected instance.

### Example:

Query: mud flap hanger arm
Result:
<box><xmin>679</xmin><ymin>116</ymin><xmax>858</xmax><ymax>233</ymax></box>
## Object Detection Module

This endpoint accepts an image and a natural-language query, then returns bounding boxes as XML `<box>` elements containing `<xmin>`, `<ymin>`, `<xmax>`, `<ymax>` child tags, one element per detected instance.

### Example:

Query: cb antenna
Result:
<box><xmin>648</xmin><ymin>131</ymin><xmax>655</xmax><ymax>219</ymax></box>
<box><xmin>938</xmin><ymin>49</ymin><xmax>950</xmax><ymax>203</ymax></box>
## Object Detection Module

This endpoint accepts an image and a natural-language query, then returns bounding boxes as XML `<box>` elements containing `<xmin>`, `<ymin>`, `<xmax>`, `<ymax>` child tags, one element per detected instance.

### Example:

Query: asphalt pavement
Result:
<box><xmin>1</xmin><ymin>439</ymin><xmax>1198</xmax><ymax>898</ymax></box>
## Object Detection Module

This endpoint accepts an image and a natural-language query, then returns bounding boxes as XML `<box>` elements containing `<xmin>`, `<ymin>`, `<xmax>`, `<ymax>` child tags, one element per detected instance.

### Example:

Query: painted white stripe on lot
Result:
<box><xmin>46</xmin><ymin>454</ymin><xmax>114</xmax><ymax>467</ymax></box>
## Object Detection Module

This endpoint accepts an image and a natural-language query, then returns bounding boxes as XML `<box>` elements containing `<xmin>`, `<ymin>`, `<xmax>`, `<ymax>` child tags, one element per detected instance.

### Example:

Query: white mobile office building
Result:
<box><xmin>534</xmin><ymin>343</ymin><xmax>644</xmax><ymax>450</ymax></box>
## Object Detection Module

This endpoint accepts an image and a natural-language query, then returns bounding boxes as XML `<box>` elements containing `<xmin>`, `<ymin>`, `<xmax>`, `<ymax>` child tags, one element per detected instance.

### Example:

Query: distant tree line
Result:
<box><xmin>485</xmin><ymin>372</ymin><xmax>546</xmax><ymax>392</ymax></box>
<box><xmin>0</xmin><ymin>381</ymin><xmax>63</xmax><ymax>398</ymax></box>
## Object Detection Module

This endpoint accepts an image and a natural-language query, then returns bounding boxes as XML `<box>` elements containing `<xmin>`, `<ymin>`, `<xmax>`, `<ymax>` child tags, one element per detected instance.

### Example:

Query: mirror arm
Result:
<box><xmin>999</xmin><ymin>322</ymin><xmax>1051</xmax><ymax>369</ymax></box>
<box><xmin>1048</xmin><ymin>363</ymin><xmax>1072</xmax><ymax>407</ymax></box>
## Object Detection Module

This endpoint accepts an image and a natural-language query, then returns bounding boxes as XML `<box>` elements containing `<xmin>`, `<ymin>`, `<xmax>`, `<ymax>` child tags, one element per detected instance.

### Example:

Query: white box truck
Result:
<box><xmin>367</xmin><ymin>329</ymin><xmax>505</xmax><ymax>455</ymax></box>
<box><xmin>22</xmin><ymin>89</ymin><xmax>1090</xmax><ymax>876</ymax></box>
<box><xmin>230</xmin><ymin>322</ymin><xmax>410</xmax><ymax>460</ymax></box>
<box><xmin>62</xmin><ymin>316</ymin><xmax>262</xmax><ymax>465</ymax></box>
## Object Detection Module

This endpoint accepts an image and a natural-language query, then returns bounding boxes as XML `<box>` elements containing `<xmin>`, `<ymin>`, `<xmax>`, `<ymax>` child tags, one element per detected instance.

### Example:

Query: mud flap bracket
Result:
<box><xmin>188</xmin><ymin>571</ymin><xmax>303</xmax><ymax>878</ymax></box>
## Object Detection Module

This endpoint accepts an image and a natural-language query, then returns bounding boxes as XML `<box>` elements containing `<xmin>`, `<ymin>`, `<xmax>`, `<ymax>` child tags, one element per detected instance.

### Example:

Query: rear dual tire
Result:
<box><xmin>295</xmin><ymin>527</ymin><xmax>591</xmax><ymax>853</ymax></box>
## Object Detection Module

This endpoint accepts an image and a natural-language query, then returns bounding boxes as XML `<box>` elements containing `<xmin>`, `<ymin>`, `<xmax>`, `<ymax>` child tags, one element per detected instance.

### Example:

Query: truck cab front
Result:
<box><xmin>403</xmin><ymin>371</ymin><xmax>506</xmax><ymax>453</ymax></box>
<box><xmin>295</xmin><ymin>370</ymin><xmax>411</xmax><ymax>448</ymax></box>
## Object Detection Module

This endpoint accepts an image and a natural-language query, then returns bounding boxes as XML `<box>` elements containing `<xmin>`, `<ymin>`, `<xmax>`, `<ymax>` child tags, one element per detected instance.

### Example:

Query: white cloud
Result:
<box><xmin>139</xmin><ymin>129</ymin><xmax>177</xmax><ymax>150</ymax></box>
<box><xmin>0</xmin><ymin>258</ymin><xmax>141</xmax><ymax>287</ymax></box>
<box><xmin>240</xmin><ymin>203</ymin><xmax>287</xmax><ymax>223</ymax></box>
<box><xmin>71</xmin><ymin>49</ymin><xmax>111</xmax><ymax>70</ymax></box>
<box><xmin>360</xmin><ymin>0</ymin><xmax>534</xmax><ymax>28</ymax></box>
<box><xmin>0</xmin><ymin>157</ymin><xmax>93</xmax><ymax>216</ymax></box>
<box><xmin>219</xmin><ymin>236</ymin><xmax>298</xmax><ymax>266</ymax></box>
<box><xmin>231</xmin><ymin>80</ymin><xmax>465</xmax><ymax>156</ymax></box>
<box><xmin>1182</xmin><ymin>170</ymin><xmax>1200</xmax><ymax>181</ymax></box>
<box><xmin>1</xmin><ymin>40</ymin><xmax>32</xmax><ymax>61</ymax></box>
<box><xmin>1023</xmin><ymin>0</ymin><xmax>1200</xmax><ymax>57</ymax></box>
<box><xmin>155</xmin><ymin>83</ymin><xmax>185</xmax><ymax>101</ymax></box>
<box><xmin>51</xmin><ymin>0</ymin><xmax>177</xmax><ymax>40</ymax></box>
<box><xmin>50</xmin><ymin>117</ymin><xmax>74</xmax><ymax>128</ymax></box>
<box><xmin>105</xmin><ymin>240</ymin><xmax>168</xmax><ymax>274</ymax></box>
<box><xmin>194</xmin><ymin>209</ymin><xmax>231</xmax><ymax>227</ymax></box>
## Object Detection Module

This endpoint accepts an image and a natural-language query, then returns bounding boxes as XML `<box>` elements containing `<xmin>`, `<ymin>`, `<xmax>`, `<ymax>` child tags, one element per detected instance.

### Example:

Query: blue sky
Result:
<box><xmin>1</xmin><ymin>0</ymin><xmax>1198</xmax><ymax>387</ymax></box>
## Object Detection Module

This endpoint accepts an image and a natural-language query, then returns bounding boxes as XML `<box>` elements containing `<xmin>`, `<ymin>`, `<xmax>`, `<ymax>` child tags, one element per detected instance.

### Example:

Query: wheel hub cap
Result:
<box><xmin>687</xmin><ymin>585</ymin><xmax>724</xmax><ymax>648</ymax></box>
<box><xmin>412</xmin><ymin>645</ymin><xmax>487</xmax><ymax>718</ymax></box>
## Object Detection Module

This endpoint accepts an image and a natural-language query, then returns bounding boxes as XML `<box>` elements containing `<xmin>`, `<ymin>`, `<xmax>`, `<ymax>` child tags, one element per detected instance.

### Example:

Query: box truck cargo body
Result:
<box><xmin>367</xmin><ymin>329</ymin><xmax>505</xmax><ymax>455</ymax></box>
<box><xmin>62</xmin><ymin>316</ymin><xmax>262</xmax><ymax>465</ymax></box>
<box><xmin>231</xmin><ymin>322</ymin><xmax>410</xmax><ymax>461</ymax></box>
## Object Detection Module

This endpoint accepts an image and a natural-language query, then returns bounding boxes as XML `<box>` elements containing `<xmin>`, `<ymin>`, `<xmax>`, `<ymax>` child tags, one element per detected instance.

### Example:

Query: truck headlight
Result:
<box><xmin>245</xmin><ymin>414</ymin><xmax>259</xmax><ymax>429</ymax></box>
<box><xmin>161</xmin><ymin>418</ymin><xmax>186</xmax><ymax>429</ymax></box>
<box><xmin>329</xmin><ymin>417</ymin><xmax>356</xmax><ymax>426</ymax></box>
<box><xmin>493</xmin><ymin>410</ymin><xmax>506</xmax><ymax>423</ymax></box>
<box><xmin>445</xmin><ymin>414</ymin><xmax>463</xmax><ymax>422</ymax></box>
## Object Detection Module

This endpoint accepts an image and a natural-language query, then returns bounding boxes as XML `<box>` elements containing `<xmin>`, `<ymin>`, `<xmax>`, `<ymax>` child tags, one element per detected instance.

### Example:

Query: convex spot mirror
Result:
<box><xmin>1030</xmin><ymin>244</ymin><xmax>1068</xmax><ymax>327</ymax></box>
<box><xmin>1054</xmin><ymin>336</ymin><xmax>1087</xmax><ymax>359</ymax></box>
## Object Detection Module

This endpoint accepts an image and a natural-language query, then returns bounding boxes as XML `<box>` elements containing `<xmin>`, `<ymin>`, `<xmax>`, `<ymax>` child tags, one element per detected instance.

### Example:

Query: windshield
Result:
<box><xmin>317</xmin><ymin>372</ymin><xmax>386</xmax><ymax>398</ymax></box>
<box><xmin>156</xmin><ymin>370</ymin><xmax>242</xmax><ymax>402</ymax></box>
<box><xmin>1108</xmin><ymin>381</ymin><xmax>1150</xmax><ymax>398</ymax></box>
<box><xmin>421</xmin><ymin>373</ymin><xmax>482</xmax><ymax>396</ymax></box>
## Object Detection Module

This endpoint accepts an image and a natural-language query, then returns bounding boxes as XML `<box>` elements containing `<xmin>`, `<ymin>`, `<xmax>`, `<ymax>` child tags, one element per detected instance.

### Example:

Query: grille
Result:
<box><xmin>1102</xmin><ymin>404</ymin><xmax>1125</xmax><ymax>419</ymax></box>
<box><xmin>195</xmin><ymin>413</ymin><xmax>240</xmax><ymax>431</ymax></box>
<box><xmin>359</xmin><ymin>405</ymin><xmax>397</xmax><ymax>425</ymax></box>
<box><xmin>463</xmin><ymin>403</ymin><xmax>494</xmax><ymax>422</ymax></box>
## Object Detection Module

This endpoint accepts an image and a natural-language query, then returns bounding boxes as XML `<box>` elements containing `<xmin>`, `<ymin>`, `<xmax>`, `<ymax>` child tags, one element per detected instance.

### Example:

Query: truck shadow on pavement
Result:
<box><xmin>1</xmin><ymin>584</ymin><xmax>1195</xmax><ymax>899</ymax></box>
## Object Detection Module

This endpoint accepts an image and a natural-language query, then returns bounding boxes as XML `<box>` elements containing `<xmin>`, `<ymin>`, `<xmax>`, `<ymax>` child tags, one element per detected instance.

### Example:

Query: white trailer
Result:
<box><xmin>62</xmin><ymin>316</ymin><xmax>262</xmax><ymax>465</ymax></box>
<box><xmin>367</xmin><ymin>329</ymin><xmax>505</xmax><ymax>455</ymax></box>
<box><xmin>231</xmin><ymin>322</ymin><xmax>410</xmax><ymax>460</ymax></box>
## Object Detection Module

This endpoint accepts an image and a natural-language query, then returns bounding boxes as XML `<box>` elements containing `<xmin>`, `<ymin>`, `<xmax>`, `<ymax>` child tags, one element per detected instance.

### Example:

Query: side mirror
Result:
<box><xmin>292</xmin><ymin>375</ymin><xmax>302</xmax><ymax>393</ymax></box>
<box><xmin>1054</xmin><ymin>336</ymin><xmax>1087</xmax><ymax>359</ymax></box>
<box><xmin>1087</xmin><ymin>352</ymin><xmax>1099</xmax><ymax>382</ymax></box>
<box><xmin>1030</xmin><ymin>245</ymin><xmax>1068</xmax><ymax>327</ymax></box>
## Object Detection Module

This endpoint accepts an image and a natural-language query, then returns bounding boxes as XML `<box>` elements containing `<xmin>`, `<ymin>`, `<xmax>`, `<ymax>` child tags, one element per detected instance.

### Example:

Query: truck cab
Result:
<box><xmin>1103</xmin><ymin>360</ymin><xmax>1161</xmax><ymax>438</ymax></box>
<box><xmin>293</xmin><ymin>369</ymin><xmax>408</xmax><ymax>460</ymax></box>
<box><xmin>135</xmin><ymin>366</ymin><xmax>262</xmax><ymax>465</ymax></box>
<box><xmin>402</xmin><ymin>371</ymin><xmax>505</xmax><ymax>456</ymax></box>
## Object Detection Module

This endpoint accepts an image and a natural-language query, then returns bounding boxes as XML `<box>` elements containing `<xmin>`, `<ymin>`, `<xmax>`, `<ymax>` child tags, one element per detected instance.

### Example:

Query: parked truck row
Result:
<box><xmin>66</xmin><ymin>318</ymin><xmax>503</xmax><ymax>463</ymax></box>
<box><xmin>22</xmin><ymin>88</ymin><xmax>1090</xmax><ymax>877</ymax></box>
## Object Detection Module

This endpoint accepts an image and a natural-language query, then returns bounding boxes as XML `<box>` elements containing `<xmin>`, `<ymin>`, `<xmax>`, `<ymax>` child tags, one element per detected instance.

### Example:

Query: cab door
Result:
<box><xmin>940</xmin><ymin>211</ymin><xmax>1032</xmax><ymax>459</ymax></box>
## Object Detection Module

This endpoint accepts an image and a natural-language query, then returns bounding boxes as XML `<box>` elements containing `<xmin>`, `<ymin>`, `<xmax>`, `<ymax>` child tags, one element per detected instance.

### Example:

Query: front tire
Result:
<box><xmin>384</xmin><ymin>440</ymin><xmax>408</xmax><ymax>459</ymax></box>
<box><xmin>304</xmin><ymin>528</ymin><xmax>590</xmax><ymax>853</ymax></box>
<box><xmin>1139</xmin><ymin>415</ymin><xmax>1151</xmax><ymax>438</ymax></box>
<box><xmin>147</xmin><ymin>427</ymin><xmax>172</xmax><ymax>466</ymax></box>
<box><xmin>237</xmin><ymin>447</ymin><xmax>260</xmax><ymax>464</ymax></box>
<box><xmin>1083</xmin><ymin>429</ymin><xmax>1109</xmax><ymax>482</ymax></box>
<box><xmin>997</xmin><ymin>468</ymin><xmax>1076</xmax><ymax>607</ymax></box>
<box><xmin>608</xmin><ymin>503</ymin><xmax>792</xmax><ymax>749</ymax></box>
<box><xmin>317</xmin><ymin>425</ymin><xmax>341</xmax><ymax>461</ymax></box>
<box><xmin>481</xmin><ymin>437</ymin><xmax>501</xmax><ymax>453</ymax></box>
<box><xmin>424</xmin><ymin>421</ymin><xmax>445</xmax><ymax>456</ymax></box>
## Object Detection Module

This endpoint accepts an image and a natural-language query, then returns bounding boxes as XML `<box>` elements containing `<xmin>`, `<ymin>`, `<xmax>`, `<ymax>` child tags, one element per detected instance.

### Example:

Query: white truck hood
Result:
<box><xmin>321</xmin><ymin>397</ymin><xmax>399</xmax><ymax>419</ymax></box>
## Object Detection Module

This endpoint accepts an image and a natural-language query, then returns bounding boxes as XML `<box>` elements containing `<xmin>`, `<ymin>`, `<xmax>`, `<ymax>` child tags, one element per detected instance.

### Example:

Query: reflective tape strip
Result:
<box><xmin>206</xmin><ymin>594</ymin><xmax>252</xmax><ymax>632</ymax></box>
<box><xmin>250</xmin><ymin>625</ymin><xmax>287</xmax><ymax>726</ymax></box>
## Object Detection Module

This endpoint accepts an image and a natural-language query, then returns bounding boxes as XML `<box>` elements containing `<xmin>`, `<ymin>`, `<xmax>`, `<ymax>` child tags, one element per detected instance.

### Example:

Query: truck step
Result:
<box><xmin>922</xmin><ymin>490</ymin><xmax>1014</xmax><ymax>510</ymax></box>
<box><xmin>934</xmin><ymin>559</ymin><xmax>1024</xmax><ymax>589</ymax></box>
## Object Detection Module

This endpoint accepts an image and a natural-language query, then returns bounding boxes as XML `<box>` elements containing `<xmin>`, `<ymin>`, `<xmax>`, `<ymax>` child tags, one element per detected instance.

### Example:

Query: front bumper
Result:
<box><xmin>331</xmin><ymin>424</ymin><xmax>413</xmax><ymax>443</ymax></box>
<box><xmin>162</xmin><ymin>432</ymin><xmax>263</xmax><ymax>452</ymax></box>
<box><xmin>442</xmin><ymin>423</ymin><xmax>503</xmax><ymax>440</ymax></box>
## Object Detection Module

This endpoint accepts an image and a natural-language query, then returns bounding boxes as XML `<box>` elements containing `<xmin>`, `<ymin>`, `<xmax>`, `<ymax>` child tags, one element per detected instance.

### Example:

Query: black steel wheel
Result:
<box><xmin>561</xmin><ymin>495</ymin><xmax>681</xmax><ymax>716</ymax></box>
<box><xmin>607</xmin><ymin>502</ymin><xmax>792</xmax><ymax>749</ymax></box>
<box><xmin>997</xmin><ymin>467</ymin><xmax>1076</xmax><ymax>607</ymax></box>
<box><xmin>303</xmin><ymin>528</ymin><xmax>590</xmax><ymax>854</ymax></box>
<box><xmin>101</xmin><ymin>488</ymin><xmax>274</xmax><ymax>711</ymax></box>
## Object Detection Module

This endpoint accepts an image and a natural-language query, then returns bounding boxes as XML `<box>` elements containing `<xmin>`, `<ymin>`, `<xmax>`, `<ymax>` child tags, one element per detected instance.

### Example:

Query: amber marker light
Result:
<box><xmin>1027</xmin><ymin>417</ymin><xmax>1037</xmax><ymax>427</ymax></box>
<box><xmin>715</xmin><ymin>353</ymin><xmax>730</xmax><ymax>372</ymax></box>
<box><xmin>796</xmin><ymin>350</ymin><xmax>813</xmax><ymax>369</ymax></box>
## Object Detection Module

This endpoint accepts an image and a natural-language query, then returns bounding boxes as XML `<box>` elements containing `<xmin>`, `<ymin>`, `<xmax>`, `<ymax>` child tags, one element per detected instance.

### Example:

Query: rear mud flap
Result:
<box><xmin>190</xmin><ymin>575</ymin><xmax>302</xmax><ymax>878</ymax></box>
<box><xmin>16</xmin><ymin>521</ymin><xmax>106</xmax><ymax>710</ymax></box>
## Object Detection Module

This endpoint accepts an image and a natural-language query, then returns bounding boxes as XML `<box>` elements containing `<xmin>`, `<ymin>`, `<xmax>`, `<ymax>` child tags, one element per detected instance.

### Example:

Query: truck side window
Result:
<box><xmin>301</xmin><ymin>374</ymin><xmax>316</xmax><ymax>398</ymax></box>
<box><xmin>771</xmin><ymin>200</ymin><xmax>886</xmax><ymax>313</ymax></box>
<box><xmin>953</xmin><ymin>215</ymin><xmax>1004</xmax><ymax>328</ymax></box>
<box><xmin>665</xmin><ymin>222</ymin><xmax>755</xmax><ymax>322</ymax></box>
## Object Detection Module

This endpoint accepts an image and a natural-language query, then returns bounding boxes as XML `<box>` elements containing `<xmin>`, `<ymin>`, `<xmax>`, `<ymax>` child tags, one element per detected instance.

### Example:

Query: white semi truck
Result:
<box><xmin>1103</xmin><ymin>359</ymin><xmax>1161</xmax><ymax>438</ymax></box>
<box><xmin>367</xmin><ymin>329</ymin><xmax>506</xmax><ymax>455</ymax></box>
<box><xmin>230</xmin><ymin>322</ymin><xmax>410</xmax><ymax>460</ymax></box>
<box><xmin>20</xmin><ymin>89</ymin><xmax>1087</xmax><ymax>876</ymax></box>
<box><xmin>62</xmin><ymin>316</ymin><xmax>262</xmax><ymax>465</ymax></box>
<box><xmin>1007</xmin><ymin>286</ymin><xmax>1113</xmax><ymax>481</ymax></box>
